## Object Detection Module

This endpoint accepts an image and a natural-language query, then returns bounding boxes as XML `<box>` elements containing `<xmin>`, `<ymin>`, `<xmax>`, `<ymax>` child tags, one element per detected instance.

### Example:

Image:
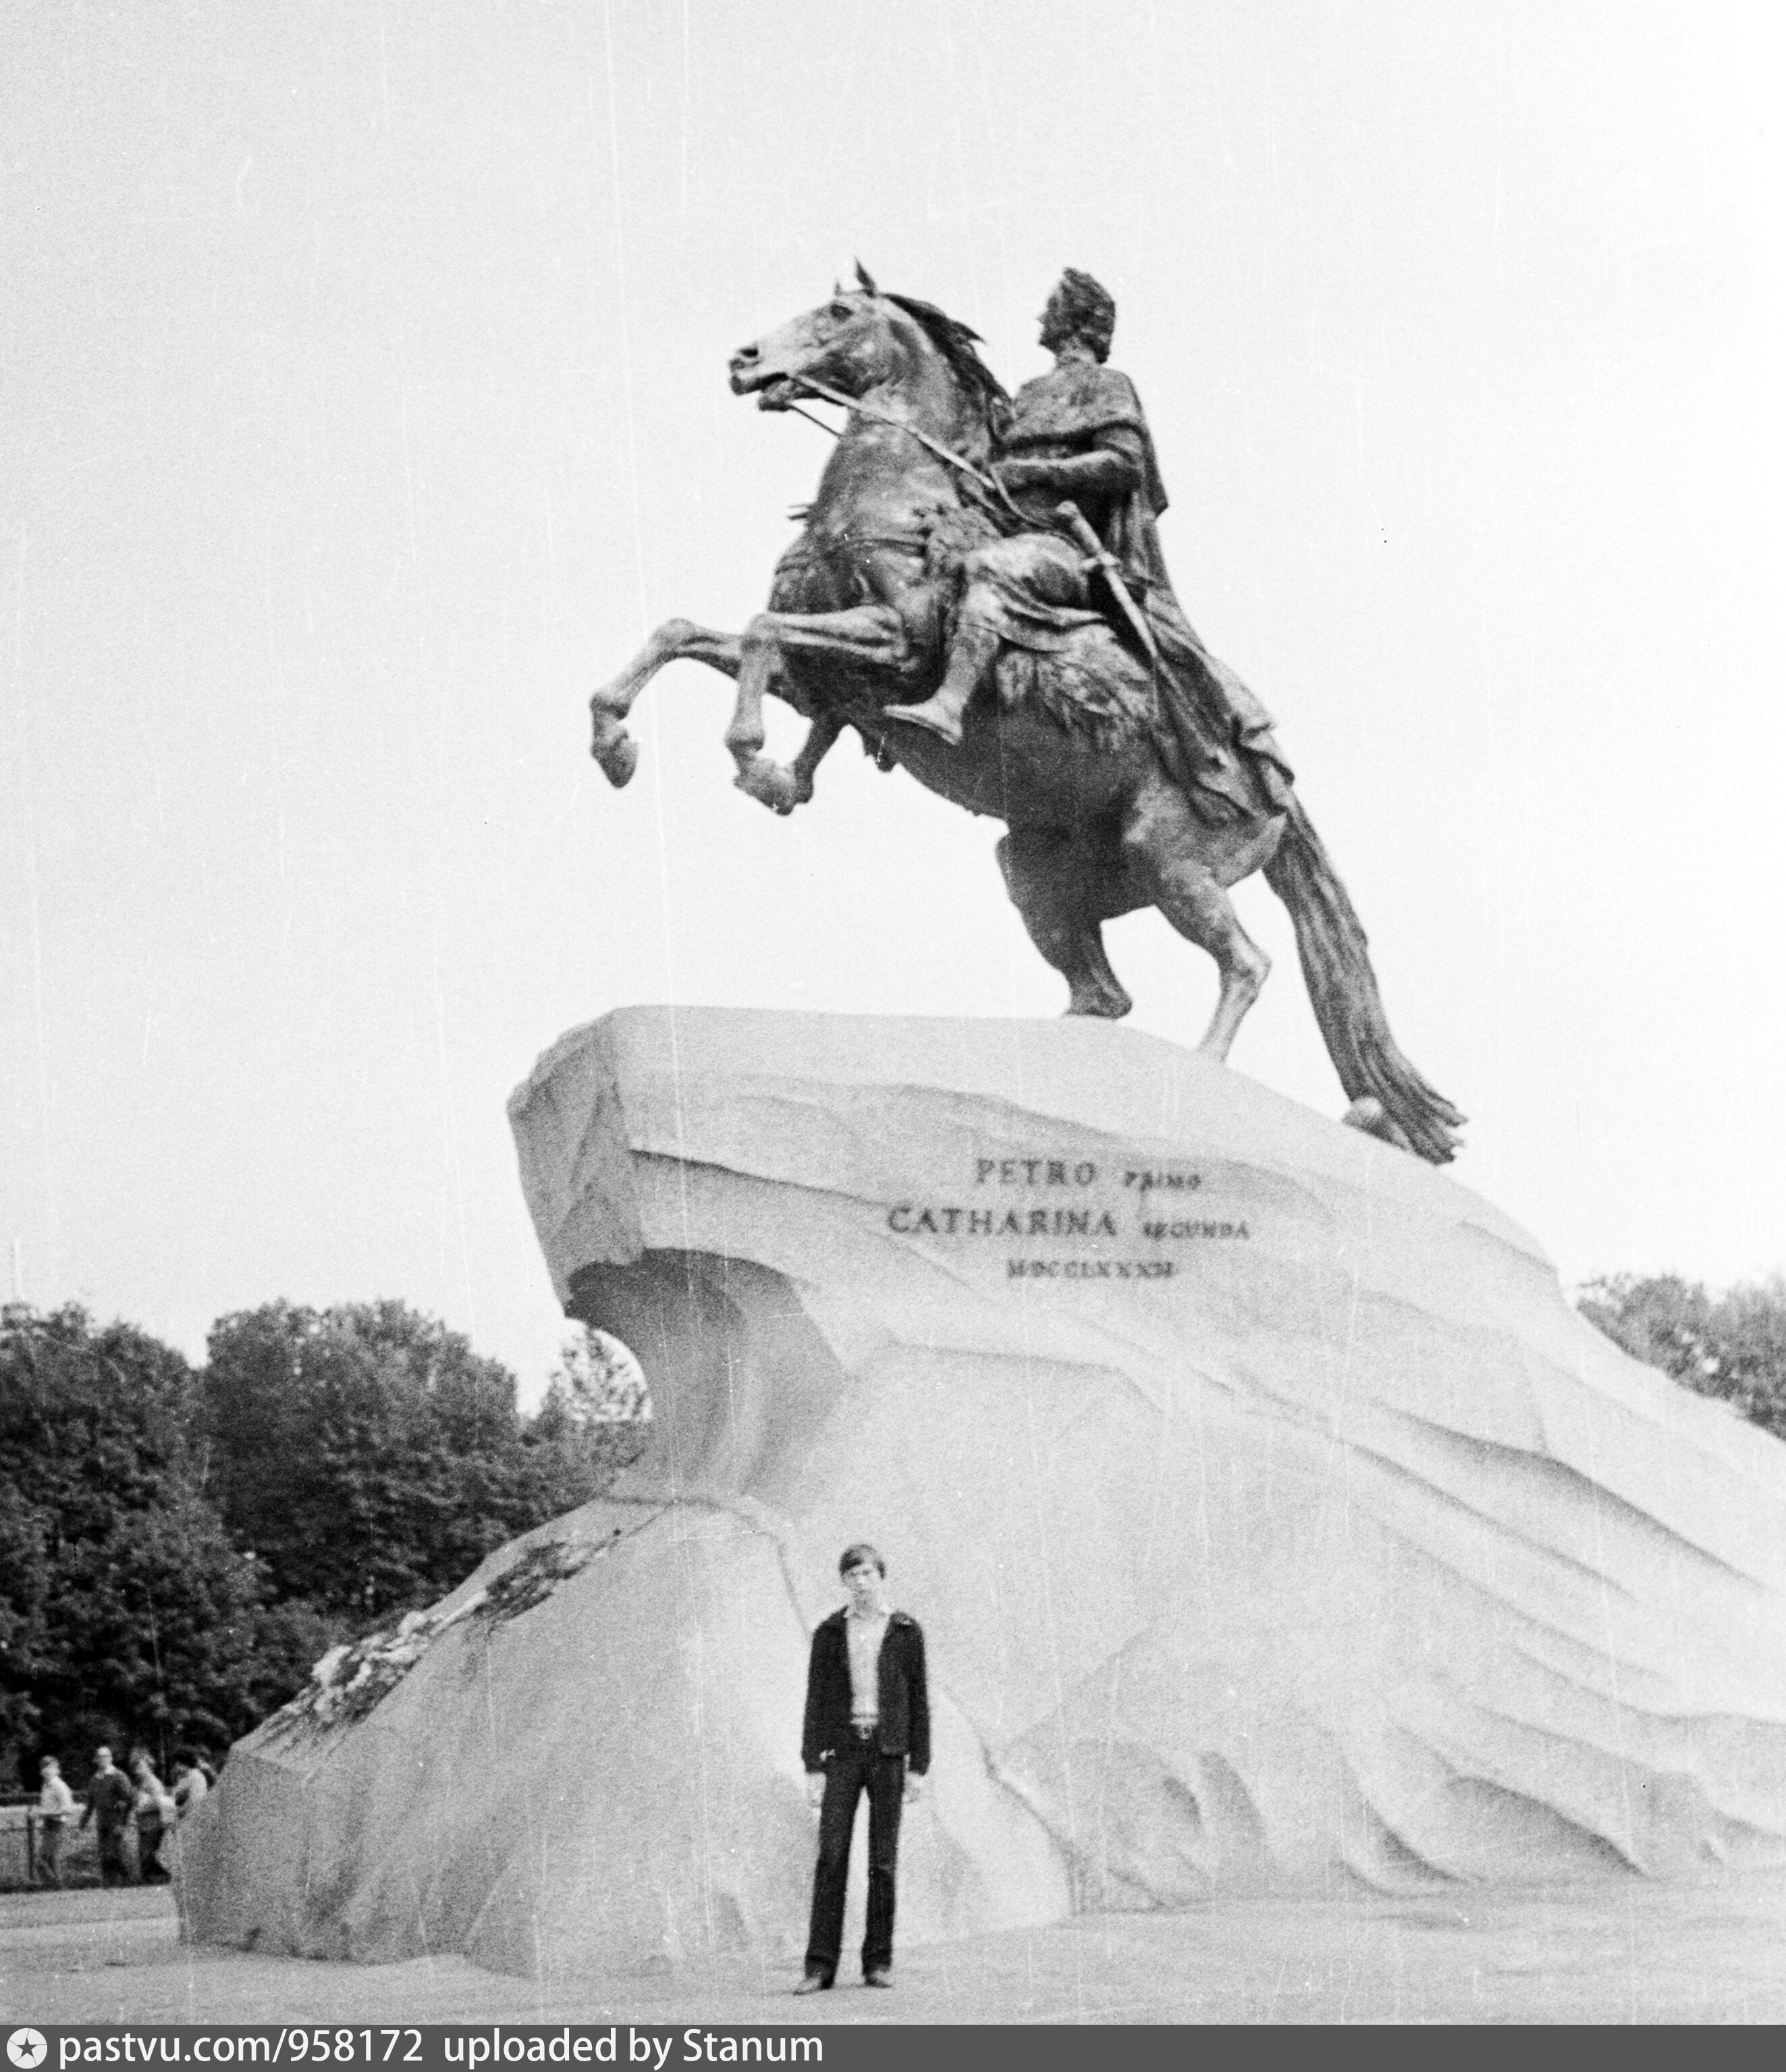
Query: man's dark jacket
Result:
<box><xmin>801</xmin><ymin>1609</ymin><xmax>930</xmax><ymax>1774</ymax></box>
<box><xmin>83</xmin><ymin>1768</ymin><xmax>134</xmax><ymax>1831</ymax></box>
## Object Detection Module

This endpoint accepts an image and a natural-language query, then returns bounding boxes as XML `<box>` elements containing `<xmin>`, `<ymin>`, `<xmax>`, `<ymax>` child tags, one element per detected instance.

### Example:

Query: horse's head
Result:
<box><xmin>729</xmin><ymin>265</ymin><xmax>1006</xmax><ymax>448</ymax></box>
<box><xmin>728</xmin><ymin>274</ymin><xmax>902</xmax><ymax>412</ymax></box>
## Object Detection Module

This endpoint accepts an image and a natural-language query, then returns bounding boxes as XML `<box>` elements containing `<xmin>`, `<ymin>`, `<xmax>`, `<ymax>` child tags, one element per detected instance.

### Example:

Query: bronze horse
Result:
<box><xmin>587</xmin><ymin>278</ymin><xmax>1463</xmax><ymax>1163</ymax></box>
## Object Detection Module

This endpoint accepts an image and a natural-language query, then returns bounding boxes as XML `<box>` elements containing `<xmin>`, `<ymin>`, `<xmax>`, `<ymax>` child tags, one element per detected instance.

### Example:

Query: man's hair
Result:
<box><xmin>40</xmin><ymin>1755</ymin><xmax>59</xmax><ymax>1770</ymax></box>
<box><xmin>1053</xmin><ymin>268</ymin><xmax>1117</xmax><ymax>362</ymax></box>
<box><xmin>172</xmin><ymin>1746</ymin><xmax>196</xmax><ymax>1770</ymax></box>
<box><xmin>838</xmin><ymin>1542</ymin><xmax>886</xmax><ymax>1577</ymax></box>
<box><xmin>94</xmin><ymin>1745</ymin><xmax>111</xmax><ymax>1760</ymax></box>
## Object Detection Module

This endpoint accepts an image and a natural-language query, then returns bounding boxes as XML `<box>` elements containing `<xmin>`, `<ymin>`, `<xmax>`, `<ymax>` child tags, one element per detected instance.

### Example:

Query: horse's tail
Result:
<box><xmin>1263</xmin><ymin>796</ymin><xmax>1465</xmax><ymax>1164</ymax></box>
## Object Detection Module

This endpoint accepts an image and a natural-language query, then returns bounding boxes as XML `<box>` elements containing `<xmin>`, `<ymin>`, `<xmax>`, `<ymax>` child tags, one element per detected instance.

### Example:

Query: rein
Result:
<box><xmin>784</xmin><ymin>399</ymin><xmax>840</xmax><ymax>441</ymax></box>
<box><xmin>785</xmin><ymin>374</ymin><xmax>1031</xmax><ymax>527</ymax></box>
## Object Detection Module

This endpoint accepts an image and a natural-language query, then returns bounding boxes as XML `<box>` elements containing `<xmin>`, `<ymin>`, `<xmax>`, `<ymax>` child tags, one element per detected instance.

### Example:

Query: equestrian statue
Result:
<box><xmin>587</xmin><ymin>265</ymin><xmax>1464</xmax><ymax>1164</ymax></box>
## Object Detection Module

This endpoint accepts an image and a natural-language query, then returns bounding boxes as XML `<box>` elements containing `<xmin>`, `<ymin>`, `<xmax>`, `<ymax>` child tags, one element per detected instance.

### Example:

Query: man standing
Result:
<box><xmin>794</xmin><ymin>1544</ymin><xmax>929</xmax><ymax>1993</ymax></box>
<box><xmin>129</xmin><ymin>1749</ymin><xmax>175</xmax><ymax>1884</ymax></box>
<box><xmin>78</xmin><ymin>1743</ymin><xmax>136</xmax><ymax>1886</ymax></box>
<box><xmin>171</xmin><ymin>1749</ymin><xmax>210</xmax><ymax>1819</ymax></box>
<box><xmin>35</xmin><ymin>1755</ymin><xmax>76</xmax><ymax>1887</ymax></box>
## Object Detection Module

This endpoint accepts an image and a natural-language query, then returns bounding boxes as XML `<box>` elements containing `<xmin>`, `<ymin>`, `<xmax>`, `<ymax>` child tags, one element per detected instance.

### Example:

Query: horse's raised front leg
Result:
<box><xmin>589</xmin><ymin>618</ymin><xmax>742</xmax><ymax>788</ymax></box>
<box><xmin>740</xmin><ymin>709</ymin><xmax>846</xmax><ymax>816</ymax></box>
<box><xmin>726</xmin><ymin>604</ymin><xmax>906</xmax><ymax>810</ymax></box>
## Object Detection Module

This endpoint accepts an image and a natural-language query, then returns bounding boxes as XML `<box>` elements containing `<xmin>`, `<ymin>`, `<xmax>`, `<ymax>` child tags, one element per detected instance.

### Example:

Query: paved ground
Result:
<box><xmin>6</xmin><ymin>1872</ymin><xmax>1786</xmax><ymax>2026</ymax></box>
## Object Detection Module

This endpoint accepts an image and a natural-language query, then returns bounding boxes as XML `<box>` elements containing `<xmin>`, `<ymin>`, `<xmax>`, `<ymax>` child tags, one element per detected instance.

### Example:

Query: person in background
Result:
<box><xmin>171</xmin><ymin>1748</ymin><xmax>210</xmax><ymax>1818</ymax></box>
<box><xmin>35</xmin><ymin>1755</ymin><xmax>76</xmax><ymax>1887</ymax></box>
<box><xmin>794</xmin><ymin>1543</ymin><xmax>930</xmax><ymax>1994</ymax></box>
<box><xmin>129</xmin><ymin>1749</ymin><xmax>175</xmax><ymax>1884</ymax></box>
<box><xmin>78</xmin><ymin>1744</ymin><xmax>136</xmax><ymax>1886</ymax></box>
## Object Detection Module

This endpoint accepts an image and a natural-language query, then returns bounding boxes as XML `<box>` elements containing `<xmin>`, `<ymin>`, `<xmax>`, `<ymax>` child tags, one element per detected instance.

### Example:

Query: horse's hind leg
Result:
<box><xmin>1165</xmin><ymin>871</ymin><xmax>1270</xmax><ymax>1060</ymax></box>
<box><xmin>998</xmin><ymin>831</ymin><xmax>1133</xmax><ymax>1019</ymax></box>
<box><xmin>1123</xmin><ymin>790</ymin><xmax>1270</xmax><ymax>1060</ymax></box>
<box><xmin>590</xmin><ymin>619</ymin><xmax>742</xmax><ymax>787</ymax></box>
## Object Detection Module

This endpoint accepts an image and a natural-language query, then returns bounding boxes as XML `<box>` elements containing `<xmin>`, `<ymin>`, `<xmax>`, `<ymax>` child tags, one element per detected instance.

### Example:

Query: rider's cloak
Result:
<box><xmin>1003</xmin><ymin>360</ymin><xmax>1294</xmax><ymax>819</ymax></box>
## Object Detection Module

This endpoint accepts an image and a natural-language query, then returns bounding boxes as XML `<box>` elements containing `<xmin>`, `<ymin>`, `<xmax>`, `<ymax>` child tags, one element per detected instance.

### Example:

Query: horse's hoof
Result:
<box><xmin>733</xmin><ymin>757</ymin><xmax>801</xmax><ymax>813</ymax></box>
<box><xmin>591</xmin><ymin>729</ymin><xmax>639</xmax><ymax>788</ymax></box>
<box><xmin>1066</xmin><ymin>993</ymin><xmax>1133</xmax><ymax>1022</ymax></box>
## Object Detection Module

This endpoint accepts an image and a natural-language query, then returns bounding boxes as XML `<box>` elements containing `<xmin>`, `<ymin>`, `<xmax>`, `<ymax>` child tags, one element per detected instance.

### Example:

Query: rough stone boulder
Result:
<box><xmin>182</xmin><ymin>1008</ymin><xmax>1786</xmax><ymax>1980</ymax></box>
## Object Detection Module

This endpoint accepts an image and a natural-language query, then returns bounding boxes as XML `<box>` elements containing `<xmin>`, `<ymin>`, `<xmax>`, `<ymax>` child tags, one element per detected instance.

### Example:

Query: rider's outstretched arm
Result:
<box><xmin>999</xmin><ymin>424</ymin><xmax>1146</xmax><ymax>506</ymax></box>
<box><xmin>1002</xmin><ymin>447</ymin><xmax>1137</xmax><ymax>501</ymax></box>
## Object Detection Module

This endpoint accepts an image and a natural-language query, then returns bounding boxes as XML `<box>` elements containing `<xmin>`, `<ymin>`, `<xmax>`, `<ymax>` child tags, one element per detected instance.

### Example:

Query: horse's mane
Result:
<box><xmin>884</xmin><ymin>292</ymin><xmax>1010</xmax><ymax>439</ymax></box>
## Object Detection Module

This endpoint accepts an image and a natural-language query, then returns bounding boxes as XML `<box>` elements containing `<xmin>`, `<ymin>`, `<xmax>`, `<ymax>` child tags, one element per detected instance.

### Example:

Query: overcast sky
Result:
<box><xmin>3</xmin><ymin>2</ymin><xmax>1781</xmax><ymax>1402</ymax></box>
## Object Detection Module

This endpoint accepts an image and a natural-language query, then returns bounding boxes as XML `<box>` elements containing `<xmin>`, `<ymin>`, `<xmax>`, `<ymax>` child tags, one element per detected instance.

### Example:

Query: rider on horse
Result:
<box><xmin>587</xmin><ymin>267</ymin><xmax>1465</xmax><ymax>1162</ymax></box>
<box><xmin>886</xmin><ymin>269</ymin><xmax>1294</xmax><ymax>825</ymax></box>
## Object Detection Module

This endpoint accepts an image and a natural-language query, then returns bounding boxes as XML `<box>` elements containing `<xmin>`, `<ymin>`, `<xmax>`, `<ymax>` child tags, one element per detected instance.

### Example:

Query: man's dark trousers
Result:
<box><xmin>97</xmin><ymin>1824</ymin><xmax>131</xmax><ymax>1885</ymax></box>
<box><xmin>805</xmin><ymin>1731</ymin><xmax>905</xmax><ymax>1983</ymax></box>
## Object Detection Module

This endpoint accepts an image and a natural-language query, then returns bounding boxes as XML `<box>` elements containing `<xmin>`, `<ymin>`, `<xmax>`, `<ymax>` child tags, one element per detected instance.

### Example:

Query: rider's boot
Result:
<box><xmin>884</xmin><ymin>683</ymin><xmax>970</xmax><ymax>746</ymax></box>
<box><xmin>885</xmin><ymin>622</ymin><xmax>998</xmax><ymax>746</ymax></box>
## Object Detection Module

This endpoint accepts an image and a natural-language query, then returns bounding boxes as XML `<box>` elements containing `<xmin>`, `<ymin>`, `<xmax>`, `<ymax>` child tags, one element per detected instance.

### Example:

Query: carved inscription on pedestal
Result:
<box><xmin>885</xmin><ymin>1153</ymin><xmax>1250</xmax><ymax>1282</ymax></box>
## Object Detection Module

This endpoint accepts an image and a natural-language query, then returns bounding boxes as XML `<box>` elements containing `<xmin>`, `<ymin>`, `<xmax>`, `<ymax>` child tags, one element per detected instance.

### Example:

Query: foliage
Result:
<box><xmin>1577</xmin><ymin>1274</ymin><xmax>1786</xmax><ymax>1443</ymax></box>
<box><xmin>529</xmin><ymin>1326</ymin><xmax>651</xmax><ymax>1500</ymax></box>
<box><xmin>201</xmin><ymin>1301</ymin><xmax>644</xmax><ymax>1629</ymax></box>
<box><xmin>269</xmin><ymin>1529</ymin><xmax>622</xmax><ymax>1739</ymax></box>
<box><xmin>0</xmin><ymin>1303</ymin><xmax>305</xmax><ymax>1784</ymax></box>
<box><xmin>2</xmin><ymin>1297</ymin><xmax>649</xmax><ymax>1793</ymax></box>
<box><xmin>540</xmin><ymin>1326</ymin><xmax>651</xmax><ymax>1425</ymax></box>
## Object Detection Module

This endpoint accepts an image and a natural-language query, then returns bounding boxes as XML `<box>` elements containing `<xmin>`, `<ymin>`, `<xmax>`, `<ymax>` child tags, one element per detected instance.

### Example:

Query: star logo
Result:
<box><xmin>7</xmin><ymin>2033</ymin><xmax>49</xmax><ymax>2071</ymax></box>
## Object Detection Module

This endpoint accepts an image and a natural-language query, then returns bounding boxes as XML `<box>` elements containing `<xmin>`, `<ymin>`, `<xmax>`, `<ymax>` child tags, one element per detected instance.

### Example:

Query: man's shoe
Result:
<box><xmin>863</xmin><ymin>1969</ymin><xmax>894</xmax><ymax>1988</ymax></box>
<box><xmin>792</xmin><ymin>1972</ymin><xmax>832</xmax><ymax>1996</ymax></box>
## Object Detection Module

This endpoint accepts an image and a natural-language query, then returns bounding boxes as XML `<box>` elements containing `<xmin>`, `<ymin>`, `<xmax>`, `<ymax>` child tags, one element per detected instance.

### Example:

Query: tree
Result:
<box><xmin>1578</xmin><ymin>1274</ymin><xmax>1786</xmax><ymax>1444</ymax></box>
<box><xmin>541</xmin><ymin>1327</ymin><xmax>651</xmax><ymax>1425</ymax></box>
<box><xmin>0</xmin><ymin>1303</ymin><xmax>307</xmax><ymax>1785</ymax></box>
<box><xmin>201</xmin><ymin>1301</ymin><xmax>642</xmax><ymax>1629</ymax></box>
<box><xmin>1</xmin><ymin>1297</ymin><xmax>650</xmax><ymax>1790</ymax></box>
<box><xmin>526</xmin><ymin>1326</ymin><xmax>651</xmax><ymax>1498</ymax></box>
